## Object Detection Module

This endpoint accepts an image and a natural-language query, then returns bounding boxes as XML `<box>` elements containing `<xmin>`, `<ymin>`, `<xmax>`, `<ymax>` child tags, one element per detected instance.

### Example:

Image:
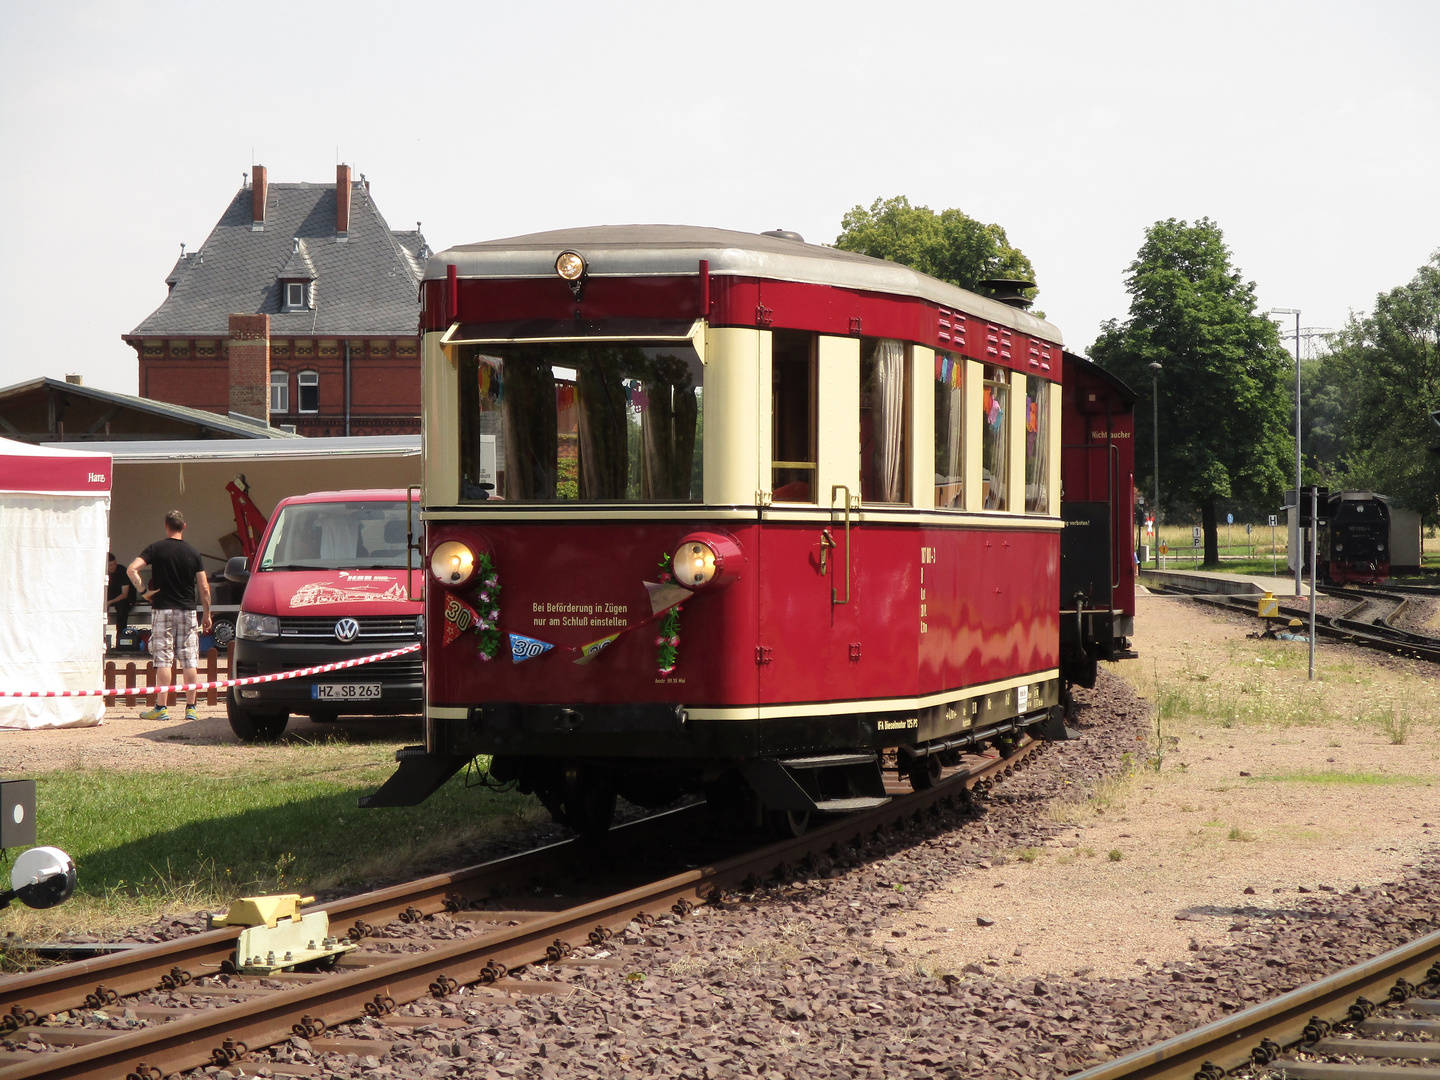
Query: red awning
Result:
<box><xmin>0</xmin><ymin>437</ymin><xmax>112</xmax><ymax>495</ymax></box>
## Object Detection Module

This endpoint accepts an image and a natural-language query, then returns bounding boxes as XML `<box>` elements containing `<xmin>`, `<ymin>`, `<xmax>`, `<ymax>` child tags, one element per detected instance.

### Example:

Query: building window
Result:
<box><xmin>286</xmin><ymin>282</ymin><xmax>307</xmax><ymax>308</ymax></box>
<box><xmin>298</xmin><ymin>370</ymin><xmax>320</xmax><ymax>413</ymax></box>
<box><xmin>770</xmin><ymin>331</ymin><xmax>816</xmax><ymax>502</ymax></box>
<box><xmin>270</xmin><ymin>370</ymin><xmax>289</xmax><ymax>414</ymax></box>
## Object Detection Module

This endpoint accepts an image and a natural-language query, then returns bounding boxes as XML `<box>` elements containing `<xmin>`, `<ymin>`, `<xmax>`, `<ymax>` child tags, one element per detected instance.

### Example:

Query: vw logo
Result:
<box><xmin>333</xmin><ymin>618</ymin><xmax>360</xmax><ymax>643</ymax></box>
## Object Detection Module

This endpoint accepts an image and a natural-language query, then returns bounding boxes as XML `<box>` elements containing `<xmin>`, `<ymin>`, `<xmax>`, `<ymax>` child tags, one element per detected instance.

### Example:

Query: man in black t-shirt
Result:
<box><xmin>105</xmin><ymin>552</ymin><xmax>133</xmax><ymax>646</ymax></box>
<box><xmin>128</xmin><ymin>510</ymin><xmax>213</xmax><ymax>723</ymax></box>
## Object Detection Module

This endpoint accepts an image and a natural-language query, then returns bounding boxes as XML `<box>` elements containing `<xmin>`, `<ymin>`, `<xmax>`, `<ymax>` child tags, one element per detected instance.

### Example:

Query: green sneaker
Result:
<box><xmin>140</xmin><ymin>706</ymin><xmax>169</xmax><ymax>722</ymax></box>
<box><xmin>184</xmin><ymin>705</ymin><xmax>200</xmax><ymax>722</ymax></box>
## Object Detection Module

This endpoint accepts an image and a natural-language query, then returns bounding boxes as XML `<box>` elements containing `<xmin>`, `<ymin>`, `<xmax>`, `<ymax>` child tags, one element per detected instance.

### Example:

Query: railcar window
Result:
<box><xmin>934</xmin><ymin>351</ymin><xmax>963</xmax><ymax>509</ymax></box>
<box><xmin>1024</xmin><ymin>374</ymin><xmax>1050</xmax><ymax>514</ymax></box>
<box><xmin>981</xmin><ymin>365</ymin><xmax>1009</xmax><ymax>511</ymax></box>
<box><xmin>457</xmin><ymin>342</ymin><xmax>703</xmax><ymax>503</ymax></box>
<box><xmin>860</xmin><ymin>338</ymin><xmax>909</xmax><ymax>504</ymax></box>
<box><xmin>771</xmin><ymin>330</ymin><xmax>816</xmax><ymax>502</ymax></box>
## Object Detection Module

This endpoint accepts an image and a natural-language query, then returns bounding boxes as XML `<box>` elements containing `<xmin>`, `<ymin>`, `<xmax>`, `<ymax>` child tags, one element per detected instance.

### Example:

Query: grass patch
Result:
<box><xmin>1107</xmin><ymin>849</ymin><xmax>1124</xmax><ymax>861</ymax></box>
<box><xmin>1015</xmin><ymin>847</ymin><xmax>1043</xmax><ymax>863</ymax></box>
<box><xmin>1247</xmin><ymin>769</ymin><xmax>1427</xmax><ymax>786</ymax></box>
<box><xmin>1227</xmin><ymin>827</ymin><xmax>1256</xmax><ymax>842</ymax></box>
<box><xmin>1369</xmin><ymin>704</ymin><xmax>1416</xmax><ymax>745</ymax></box>
<box><xmin>3</xmin><ymin>764</ymin><xmax>545</xmax><ymax>936</ymax></box>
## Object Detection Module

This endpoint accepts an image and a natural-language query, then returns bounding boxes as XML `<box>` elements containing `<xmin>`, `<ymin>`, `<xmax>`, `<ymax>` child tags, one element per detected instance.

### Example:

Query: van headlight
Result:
<box><xmin>236</xmin><ymin>613</ymin><xmax>280</xmax><ymax>641</ymax></box>
<box><xmin>430</xmin><ymin>541</ymin><xmax>476</xmax><ymax>586</ymax></box>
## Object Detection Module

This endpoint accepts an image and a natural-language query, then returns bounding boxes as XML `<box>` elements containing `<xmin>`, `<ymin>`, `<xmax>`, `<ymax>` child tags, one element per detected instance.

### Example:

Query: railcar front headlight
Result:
<box><xmin>555</xmin><ymin>251</ymin><xmax>586</xmax><ymax>281</ymax></box>
<box><xmin>430</xmin><ymin>541</ymin><xmax>476</xmax><ymax>586</ymax></box>
<box><xmin>671</xmin><ymin>530</ymin><xmax>744</xmax><ymax>590</ymax></box>
<box><xmin>677</xmin><ymin>541</ymin><xmax>718</xmax><ymax>587</ymax></box>
<box><xmin>236</xmin><ymin>612</ymin><xmax>280</xmax><ymax>641</ymax></box>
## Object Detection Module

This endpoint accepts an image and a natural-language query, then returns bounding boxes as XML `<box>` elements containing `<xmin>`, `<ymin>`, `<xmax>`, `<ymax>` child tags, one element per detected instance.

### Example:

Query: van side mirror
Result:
<box><xmin>224</xmin><ymin>556</ymin><xmax>250</xmax><ymax>584</ymax></box>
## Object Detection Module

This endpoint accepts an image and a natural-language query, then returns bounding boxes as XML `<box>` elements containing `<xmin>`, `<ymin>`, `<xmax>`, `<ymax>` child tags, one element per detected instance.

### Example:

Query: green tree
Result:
<box><xmin>834</xmin><ymin>196</ymin><xmax>1037</xmax><ymax>295</ymax></box>
<box><xmin>1090</xmin><ymin>218</ymin><xmax>1293</xmax><ymax>566</ymax></box>
<box><xmin>1307</xmin><ymin>252</ymin><xmax>1440</xmax><ymax>519</ymax></box>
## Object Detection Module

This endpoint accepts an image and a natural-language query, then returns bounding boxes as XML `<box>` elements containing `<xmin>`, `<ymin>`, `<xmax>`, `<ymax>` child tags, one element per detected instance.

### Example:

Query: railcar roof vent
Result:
<box><xmin>760</xmin><ymin>229</ymin><xmax>805</xmax><ymax>243</ymax></box>
<box><xmin>979</xmin><ymin>278</ymin><xmax>1036</xmax><ymax>310</ymax></box>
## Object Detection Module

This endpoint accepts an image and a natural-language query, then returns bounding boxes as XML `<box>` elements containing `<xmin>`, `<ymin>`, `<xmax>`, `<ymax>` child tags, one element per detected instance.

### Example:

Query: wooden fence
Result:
<box><xmin>103</xmin><ymin>643</ymin><xmax>236</xmax><ymax>706</ymax></box>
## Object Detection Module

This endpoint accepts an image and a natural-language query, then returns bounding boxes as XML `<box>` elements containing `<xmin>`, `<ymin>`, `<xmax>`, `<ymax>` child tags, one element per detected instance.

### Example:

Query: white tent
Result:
<box><xmin>0</xmin><ymin>438</ymin><xmax>112</xmax><ymax>729</ymax></box>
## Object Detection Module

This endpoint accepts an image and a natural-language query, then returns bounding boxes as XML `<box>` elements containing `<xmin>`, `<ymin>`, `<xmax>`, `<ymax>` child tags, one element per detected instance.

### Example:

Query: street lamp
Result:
<box><xmin>1147</xmin><ymin>361</ymin><xmax>1162</xmax><ymax>568</ymax></box>
<box><xmin>1270</xmin><ymin>307</ymin><xmax>1302</xmax><ymax>595</ymax></box>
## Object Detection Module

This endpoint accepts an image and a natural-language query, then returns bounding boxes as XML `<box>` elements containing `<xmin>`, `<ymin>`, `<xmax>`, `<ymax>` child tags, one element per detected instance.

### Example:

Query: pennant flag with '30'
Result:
<box><xmin>509</xmin><ymin>633</ymin><xmax>554</xmax><ymax>664</ymax></box>
<box><xmin>442</xmin><ymin>595</ymin><xmax>478</xmax><ymax>647</ymax></box>
<box><xmin>574</xmin><ymin>632</ymin><xmax>620</xmax><ymax>665</ymax></box>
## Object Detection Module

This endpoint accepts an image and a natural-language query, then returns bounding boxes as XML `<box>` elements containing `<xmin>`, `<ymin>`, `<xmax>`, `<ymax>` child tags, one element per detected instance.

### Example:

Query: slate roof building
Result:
<box><xmin>124</xmin><ymin>166</ymin><xmax>427</xmax><ymax>436</ymax></box>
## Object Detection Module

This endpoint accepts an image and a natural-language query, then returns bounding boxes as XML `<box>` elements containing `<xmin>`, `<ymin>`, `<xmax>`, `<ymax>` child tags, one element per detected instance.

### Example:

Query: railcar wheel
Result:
<box><xmin>226</xmin><ymin>692</ymin><xmax>288</xmax><ymax>743</ymax></box>
<box><xmin>907</xmin><ymin>754</ymin><xmax>943</xmax><ymax>790</ymax></box>
<box><xmin>765</xmin><ymin>809</ymin><xmax>811</xmax><ymax>839</ymax></box>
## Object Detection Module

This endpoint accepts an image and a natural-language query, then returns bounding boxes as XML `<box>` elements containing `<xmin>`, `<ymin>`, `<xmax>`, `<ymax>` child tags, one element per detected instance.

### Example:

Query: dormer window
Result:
<box><xmin>277</xmin><ymin>237</ymin><xmax>317</xmax><ymax>313</ymax></box>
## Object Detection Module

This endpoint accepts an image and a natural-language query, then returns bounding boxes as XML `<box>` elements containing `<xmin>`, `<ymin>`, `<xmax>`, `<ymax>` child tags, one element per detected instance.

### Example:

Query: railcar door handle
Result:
<box><xmin>819</xmin><ymin>529</ymin><xmax>836</xmax><ymax>576</ymax></box>
<box><xmin>830</xmin><ymin>485</ymin><xmax>851</xmax><ymax>606</ymax></box>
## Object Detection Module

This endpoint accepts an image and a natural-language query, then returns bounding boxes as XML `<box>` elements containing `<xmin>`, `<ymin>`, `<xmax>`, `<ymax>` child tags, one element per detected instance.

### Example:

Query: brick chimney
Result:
<box><xmin>228</xmin><ymin>314</ymin><xmax>271</xmax><ymax>421</ymax></box>
<box><xmin>251</xmin><ymin>165</ymin><xmax>268</xmax><ymax>229</ymax></box>
<box><xmin>336</xmin><ymin>164</ymin><xmax>351</xmax><ymax>236</ymax></box>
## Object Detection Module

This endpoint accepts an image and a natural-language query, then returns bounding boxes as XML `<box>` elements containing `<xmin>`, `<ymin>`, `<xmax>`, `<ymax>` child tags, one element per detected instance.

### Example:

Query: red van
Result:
<box><xmin>223</xmin><ymin>489</ymin><xmax>423</xmax><ymax>742</ymax></box>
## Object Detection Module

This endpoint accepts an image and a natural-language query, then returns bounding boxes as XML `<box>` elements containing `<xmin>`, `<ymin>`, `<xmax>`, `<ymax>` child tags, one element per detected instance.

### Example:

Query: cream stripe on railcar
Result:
<box><xmin>695</xmin><ymin>327</ymin><xmax>766</xmax><ymax>507</ymax></box>
<box><xmin>423</xmin><ymin>329</ymin><xmax>460</xmax><ymax>508</ymax></box>
<box><xmin>962</xmin><ymin>359</ymin><xmax>984</xmax><ymax>513</ymax></box>
<box><xmin>1048</xmin><ymin>380</ymin><xmax>1062</xmax><ymax>518</ymax></box>
<box><xmin>423</xmin><ymin>669</ymin><xmax>1061</xmax><ymax>726</ymax></box>
<box><xmin>817</xmin><ymin>335</ymin><xmax>860</xmax><ymax>510</ymax></box>
<box><xmin>911</xmin><ymin>346</ymin><xmax>936</xmax><ymax>511</ymax></box>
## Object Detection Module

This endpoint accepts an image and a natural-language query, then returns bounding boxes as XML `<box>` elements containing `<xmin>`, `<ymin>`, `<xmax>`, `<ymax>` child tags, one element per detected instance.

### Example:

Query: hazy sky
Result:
<box><xmin>2</xmin><ymin>0</ymin><xmax>1436</xmax><ymax>394</ymax></box>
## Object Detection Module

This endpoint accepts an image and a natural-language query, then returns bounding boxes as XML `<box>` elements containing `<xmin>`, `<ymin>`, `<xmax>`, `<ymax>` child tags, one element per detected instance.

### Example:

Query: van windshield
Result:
<box><xmin>256</xmin><ymin>501</ymin><xmax>419</xmax><ymax>571</ymax></box>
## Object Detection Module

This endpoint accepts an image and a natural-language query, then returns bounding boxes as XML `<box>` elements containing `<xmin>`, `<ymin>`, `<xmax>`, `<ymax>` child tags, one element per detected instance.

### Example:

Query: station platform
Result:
<box><xmin>1138</xmin><ymin>568</ymin><xmax>1312</xmax><ymax>599</ymax></box>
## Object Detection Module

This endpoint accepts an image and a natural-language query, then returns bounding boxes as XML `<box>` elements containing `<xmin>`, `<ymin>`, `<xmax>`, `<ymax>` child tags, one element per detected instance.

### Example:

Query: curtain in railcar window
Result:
<box><xmin>639</xmin><ymin>352</ymin><xmax>700</xmax><ymax>500</ymax></box>
<box><xmin>458</xmin><ymin>343</ymin><xmax>702</xmax><ymax>503</ymax></box>
<box><xmin>771</xmin><ymin>330</ymin><xmax>816</xmax><ymax>502</ymax></box>
<box><xmin>860</xmin><ymin>338</ymin><xmax>908</xmax><ymax>503</ymax></box>
<box><xmin>981</xmin><ymin>366</ymin><xmax>1009</xmax><ymax>511</ymax></box>
<box><xmin>576</xmin><ymin>347</ymin><xmax>629</xmax><ymax>499</ymax></box>
<box><xmin>1024</xmin><ymin>374</ymin><xmax>1050</xmax><ymax>514</ymax></box>
<box><xmin>934</xmin><ymin>351</ymin><xmax>963</xmax><ymax>508</ymax></box>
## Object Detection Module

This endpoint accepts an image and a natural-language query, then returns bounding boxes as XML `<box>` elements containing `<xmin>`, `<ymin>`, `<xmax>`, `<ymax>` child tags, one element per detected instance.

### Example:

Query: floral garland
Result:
<box><xmin>655</xmin><ymin>553</ymin><xmax>682</xmax><ymax>675</ymax></box>
<box><xmin>473</xmin><ymin>552</ymin><xmax>501</xmax><ymax>661</ymax></box>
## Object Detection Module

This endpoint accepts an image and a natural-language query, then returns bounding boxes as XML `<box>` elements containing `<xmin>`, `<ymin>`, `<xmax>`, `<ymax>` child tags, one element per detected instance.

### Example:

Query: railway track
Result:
<box><xmin>0</xmin><ymin>740</ymin><xmax>1044</xmax><ymax>1080</ymax></box>
<box><xmin>1071</xmin><ymin>924</ymin><xmax>1440</xmax><ymax>1080</ymax></box>
<box><xmin>1148</xmin><ymin>582</ymin><xmax>1440</xmax><ymax>664</ymax></box>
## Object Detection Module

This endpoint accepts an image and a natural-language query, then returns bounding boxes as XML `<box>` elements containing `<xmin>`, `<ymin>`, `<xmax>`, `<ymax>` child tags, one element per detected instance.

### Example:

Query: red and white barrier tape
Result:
<box><xmin>0</xmin><ymin>643</ymin><xmax>422</xmax><ymax>699</ymax></box>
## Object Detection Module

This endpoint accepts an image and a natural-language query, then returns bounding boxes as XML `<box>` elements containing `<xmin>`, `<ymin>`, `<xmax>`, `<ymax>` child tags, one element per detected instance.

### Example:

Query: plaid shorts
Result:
<box><xmin>150</xmin><ymin>609</ymin><xmax>199</xmax><ymax>669</ymax></box>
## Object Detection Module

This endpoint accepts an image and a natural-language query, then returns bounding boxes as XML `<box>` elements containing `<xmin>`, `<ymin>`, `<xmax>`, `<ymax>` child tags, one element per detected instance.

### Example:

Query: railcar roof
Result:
<box><xmin>427</xmin><ymin>225</ymin><xmax>1062</xmax><ymax>344</ymax></box>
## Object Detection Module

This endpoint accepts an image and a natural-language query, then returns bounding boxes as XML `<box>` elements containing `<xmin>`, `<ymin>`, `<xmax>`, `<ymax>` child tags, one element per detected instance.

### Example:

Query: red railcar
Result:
<box><xmin>365</xmin><ymin>226</ymin><xmax>1086</xmax><ymax>833</ymax></box>
<box><xmin>1059</xmin><ymin>353</ymin><xmax>1138</xmax><ymax>691</ymax></box>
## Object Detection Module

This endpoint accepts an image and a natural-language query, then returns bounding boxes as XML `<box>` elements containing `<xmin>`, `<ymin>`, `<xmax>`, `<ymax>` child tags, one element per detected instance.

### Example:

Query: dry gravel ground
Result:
<box><xmin>6</xmin><ymin>590</ymin><xmax>1440</xmax><ymax>1079</ymax></box>
<box><xmin>0</xmin><ymin>699</ymin><xmax>424</xmax><ymax>775</ymax></box>
<box><xmin>901</xmin><ymin>590</ymin><xmax>1440</xmax><ymax>982</ymax></box>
